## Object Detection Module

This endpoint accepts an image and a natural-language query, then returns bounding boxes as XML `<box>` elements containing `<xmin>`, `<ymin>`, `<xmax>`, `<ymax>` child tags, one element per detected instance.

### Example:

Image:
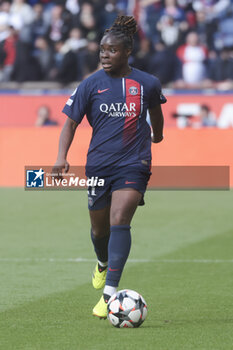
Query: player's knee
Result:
<box><xmin>91</xmin><ymin>227</ymin><xmax>109</xmax><ymax>238</ymax></box>
<box><xmin>111</xmin><ymin>210</ymin><xmax>129</xmax><ymax>226</ymax></box>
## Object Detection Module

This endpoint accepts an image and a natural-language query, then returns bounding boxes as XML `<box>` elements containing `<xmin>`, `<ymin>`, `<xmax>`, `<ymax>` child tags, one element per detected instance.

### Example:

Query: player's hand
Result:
<box><xmin>151</xmin><ymin>132</ymin><xmax>163</xmax><ymax>143</ymax></box>
<box><xmin>52</xmin><ymin>160</ymin><xmax>70</xmax><ymax>179</ymax></box>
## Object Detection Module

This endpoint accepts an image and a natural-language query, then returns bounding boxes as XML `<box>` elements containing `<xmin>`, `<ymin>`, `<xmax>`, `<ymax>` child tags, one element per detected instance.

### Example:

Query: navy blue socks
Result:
<box><xmin>91</xmin><ymin>225</ymin><xmax>132</xmax><ymax>294</ymax></box>
<box><xmin>105</xmin><ymin>225</ymin><xmax>131</xmax><ymax>287</ymax></box>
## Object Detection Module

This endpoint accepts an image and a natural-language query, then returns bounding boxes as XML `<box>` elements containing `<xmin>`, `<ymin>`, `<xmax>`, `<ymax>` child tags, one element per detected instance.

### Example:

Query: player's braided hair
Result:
<box><xmin>104</xmin><ymin>15</ymin><xmax>137</xmax><ymax>50</ymax></box>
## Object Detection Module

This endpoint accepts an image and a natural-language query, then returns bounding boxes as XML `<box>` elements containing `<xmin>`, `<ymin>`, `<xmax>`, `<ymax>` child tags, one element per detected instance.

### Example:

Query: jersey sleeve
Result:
<box><xmin>148</xmin><ymin>77</ymin><xmax>167</xmax><ymax>108</ymax></box>
<box><xmin>62</xmin><ymin>80</ymin><xmax>90</xmax><ymax>124</ymax></box>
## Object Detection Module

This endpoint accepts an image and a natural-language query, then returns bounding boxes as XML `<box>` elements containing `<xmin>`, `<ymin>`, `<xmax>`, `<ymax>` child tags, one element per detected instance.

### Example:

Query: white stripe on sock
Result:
<box><xmin>98</xmin><ymin>260</ymin><xmax>108</xmax><ymax>267</ymax></box>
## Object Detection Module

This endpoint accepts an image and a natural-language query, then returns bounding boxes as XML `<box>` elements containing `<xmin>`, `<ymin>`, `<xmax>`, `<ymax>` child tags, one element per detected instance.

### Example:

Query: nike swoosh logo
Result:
<box><xmin>109</xmin><ymin>267</ymin><xmax>120</xmax><ymax>271</ymax></box>
<box><xmin>125</xmin><ymin>181</ymin><xmax>137</xmax><ymax>184</ymax></box>
<box><xmin>98</xmin><ymin>88</ymin><xmax>109</xmax><ymax>93</ymax></box>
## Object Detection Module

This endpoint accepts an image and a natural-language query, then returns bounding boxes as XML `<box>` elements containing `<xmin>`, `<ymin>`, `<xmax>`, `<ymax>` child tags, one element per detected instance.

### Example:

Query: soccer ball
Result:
<box><xmin>107</xmin><ymin>289</ymin><xmax>148</xmax><ymax>328</ymax></box>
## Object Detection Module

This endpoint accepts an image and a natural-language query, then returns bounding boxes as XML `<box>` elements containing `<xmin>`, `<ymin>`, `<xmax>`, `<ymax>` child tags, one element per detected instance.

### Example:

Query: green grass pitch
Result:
<box><xmin>0</xmin><ymin>188</ymin><xmax>233</xmax><ymax>350</ymax></box>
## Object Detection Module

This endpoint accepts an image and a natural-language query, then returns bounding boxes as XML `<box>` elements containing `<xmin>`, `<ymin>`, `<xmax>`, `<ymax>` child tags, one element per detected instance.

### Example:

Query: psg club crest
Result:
<box><xmin>129</xmin><ymin>86</ymin><xmax>138</xmax><ymax>95</ymax></box>
<box><xmin>88</xmin><ymin>196</ymin><xmax>94</xmax><ymax>207</ymax></box>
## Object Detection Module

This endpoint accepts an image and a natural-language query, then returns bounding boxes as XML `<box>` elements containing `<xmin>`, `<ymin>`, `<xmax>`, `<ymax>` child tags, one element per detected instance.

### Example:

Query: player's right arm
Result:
<box><xmin>53</xmin><ymin>79</ymin><xmax>90</xmax><ymax>175</ymax></box>
<box><xmin>53</xmin><ymin>117</ymin><xmax>78</xmax><ymax>174</ymax></box>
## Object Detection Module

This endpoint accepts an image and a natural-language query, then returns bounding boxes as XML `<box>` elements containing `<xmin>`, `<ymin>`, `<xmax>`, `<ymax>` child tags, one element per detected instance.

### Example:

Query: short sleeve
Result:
<box><xmin>148</xmin><ymin>77</ymin><xmax>167</xmax><ymax>108</ymax></box>
<box><xmin>62</xmin><ymin>80</ymin><xmax>90</xmax><ymax>124</ymax></box>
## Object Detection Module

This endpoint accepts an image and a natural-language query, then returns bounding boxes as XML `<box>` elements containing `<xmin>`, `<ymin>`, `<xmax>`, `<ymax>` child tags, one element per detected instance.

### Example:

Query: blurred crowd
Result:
<box><xmin>0</xmin><ymin>0</ymin><xmax>233</xmax><ymax>88</ymax></box>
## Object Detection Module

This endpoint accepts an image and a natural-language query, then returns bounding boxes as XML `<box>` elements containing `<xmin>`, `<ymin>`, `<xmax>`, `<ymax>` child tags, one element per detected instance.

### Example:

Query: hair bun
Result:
<box><xmin>112</xmin><ymin>15</ymin><xmax>137</xmax><ymax>37</ymax></box>
<box><xmin>104</xmin><ymin>15</ymin><xmax>137</xmax><ymax>50</ymax></box>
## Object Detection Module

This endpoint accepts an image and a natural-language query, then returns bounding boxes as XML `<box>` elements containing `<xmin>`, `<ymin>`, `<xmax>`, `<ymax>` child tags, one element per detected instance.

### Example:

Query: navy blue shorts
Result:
<box><xmin>87</xmin><ymin>166</ymin><xmax>151</xmax><ymax>211</ymax></box>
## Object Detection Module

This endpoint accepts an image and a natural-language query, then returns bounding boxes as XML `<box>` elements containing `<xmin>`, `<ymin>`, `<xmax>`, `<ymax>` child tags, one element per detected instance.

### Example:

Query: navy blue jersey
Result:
<box><xmin>63</xmin><ymin>68</ymin><xmax>166</xmax><ymax>175</ymax></box>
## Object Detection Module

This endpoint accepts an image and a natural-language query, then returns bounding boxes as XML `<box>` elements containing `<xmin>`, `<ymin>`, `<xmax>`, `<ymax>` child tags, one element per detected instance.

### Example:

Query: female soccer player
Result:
<box><xmin>53</xmin><ymin>15</ymin><xmax>166</xmax><ymax>319</ymax></box>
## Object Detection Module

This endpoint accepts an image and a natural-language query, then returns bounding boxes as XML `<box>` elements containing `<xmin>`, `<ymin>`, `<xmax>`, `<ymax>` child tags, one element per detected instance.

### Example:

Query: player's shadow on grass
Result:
<box><xmin>0</xmin><ymin>282</ymin><xmax>158</xmax><ymax>347</ymax></box>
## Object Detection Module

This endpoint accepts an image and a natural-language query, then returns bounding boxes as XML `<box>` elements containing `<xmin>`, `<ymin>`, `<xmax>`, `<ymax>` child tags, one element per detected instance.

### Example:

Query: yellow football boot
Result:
<box><xmin>92</xmin><ymin>263</ymin><xmax>107</xmax><ymax>289</ymax></box>
<box><xmin>92</xmin><ymin>295</ymin><xmax>108</xmax><ymax>319</ymax></box>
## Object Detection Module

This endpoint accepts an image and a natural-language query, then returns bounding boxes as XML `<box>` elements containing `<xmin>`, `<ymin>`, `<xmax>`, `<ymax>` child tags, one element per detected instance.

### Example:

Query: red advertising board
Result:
<box><xmin>0</xmin><ymin>93</ymin><xmax>232</xmax><ymax>128</ymax></box>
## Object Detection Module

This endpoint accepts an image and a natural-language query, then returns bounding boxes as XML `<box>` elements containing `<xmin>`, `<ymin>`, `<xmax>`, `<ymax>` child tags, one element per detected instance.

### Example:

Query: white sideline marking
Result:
<box><xmin>0</xmin><ymin>258</ymin><xmax>233</xmax><ymax>263</ymax></box>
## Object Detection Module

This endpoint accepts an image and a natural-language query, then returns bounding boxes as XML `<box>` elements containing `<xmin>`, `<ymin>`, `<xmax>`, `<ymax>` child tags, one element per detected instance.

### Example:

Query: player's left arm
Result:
<box><xmin>149</xmin><ymin>104</ymin><xmax>164</xmax><ymax>143</ymax></box>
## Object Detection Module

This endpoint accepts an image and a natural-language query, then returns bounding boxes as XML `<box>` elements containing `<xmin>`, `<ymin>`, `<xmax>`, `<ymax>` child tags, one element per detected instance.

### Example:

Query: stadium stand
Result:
<box><xmin>0</xmin><ymin>0</ymin><xmax>232</xmax><ymax>89</ymax></box>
